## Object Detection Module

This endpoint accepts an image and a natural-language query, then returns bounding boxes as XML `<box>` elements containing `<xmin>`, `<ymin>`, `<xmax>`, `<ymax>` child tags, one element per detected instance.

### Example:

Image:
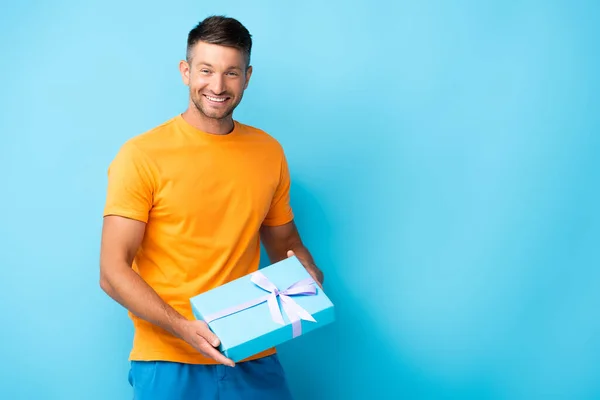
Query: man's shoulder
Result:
<box><xmin>237</xmin><ymin>121</ymin><xmax>285</xmax><ymax>152</ymax></box>
<box><xmin>112</xmin><ymin>118</ymin><xmax>175</xmax><ymax>162</ymax></box>
<box><xmin>124</xmin><ymin>117</ymin><xmax>178</xmax><ymax>150</ymax></box>
<box><xmin>107</xmin><ymin>117</ymin><xmax>178</xmax><ymax>169</ymax></box>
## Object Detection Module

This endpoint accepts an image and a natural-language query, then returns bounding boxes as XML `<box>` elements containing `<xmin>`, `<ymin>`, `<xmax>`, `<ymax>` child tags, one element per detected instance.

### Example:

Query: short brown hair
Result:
<box><xmin>186</xmin><ymin>16</ymin><xmax>253</xmax><ymax>67</ymax></box>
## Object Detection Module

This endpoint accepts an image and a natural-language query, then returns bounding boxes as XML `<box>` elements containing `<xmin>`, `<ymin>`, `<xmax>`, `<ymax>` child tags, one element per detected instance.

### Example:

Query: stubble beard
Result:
<box><xmin>191</xmin><ymin>91</ymin><xmax>242</xmax><ymax>121</ymax></box>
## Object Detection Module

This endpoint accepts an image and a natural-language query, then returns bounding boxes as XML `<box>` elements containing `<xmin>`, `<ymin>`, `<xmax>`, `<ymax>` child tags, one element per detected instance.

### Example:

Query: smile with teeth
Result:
<box><xmin>204</xmin><ymin>95</ymin><xmax>229</xmax><ymax>103</ymax></box>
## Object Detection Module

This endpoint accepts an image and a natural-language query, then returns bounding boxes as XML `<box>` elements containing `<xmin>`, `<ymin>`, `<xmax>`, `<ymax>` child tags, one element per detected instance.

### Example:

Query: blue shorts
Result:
<box><xmin>128</xmin><ymin>354</ymin><xmax>294</xmax><ymax>400</ymax></box>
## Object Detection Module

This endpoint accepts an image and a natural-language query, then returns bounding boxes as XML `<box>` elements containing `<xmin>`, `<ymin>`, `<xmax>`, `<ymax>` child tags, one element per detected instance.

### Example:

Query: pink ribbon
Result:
<box><xmin>203</xmin><ymin>271</ymin><xmax>317</xmax><ymax>338</ymax></box>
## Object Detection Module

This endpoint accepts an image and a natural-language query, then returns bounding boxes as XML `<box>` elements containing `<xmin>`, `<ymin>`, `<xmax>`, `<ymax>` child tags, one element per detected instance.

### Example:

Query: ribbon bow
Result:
<box><xmin>204</xmin><ymin>271</ymin><xmax>318</xmax><ymax>338</ymax></box>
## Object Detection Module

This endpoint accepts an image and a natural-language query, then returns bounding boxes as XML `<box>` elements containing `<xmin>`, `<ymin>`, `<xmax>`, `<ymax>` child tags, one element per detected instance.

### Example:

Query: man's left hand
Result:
<box><xmin>287</xmin><ymin>250</ymin><xmax>324</xmax><ymax>289</ymax></box>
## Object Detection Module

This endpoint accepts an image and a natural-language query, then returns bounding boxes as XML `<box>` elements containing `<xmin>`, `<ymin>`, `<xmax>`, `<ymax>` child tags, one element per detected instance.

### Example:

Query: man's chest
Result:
<box><xmin>149</xmin><ymin>147</ymin><xmax>281</xmax><ymax>227</ymax></box>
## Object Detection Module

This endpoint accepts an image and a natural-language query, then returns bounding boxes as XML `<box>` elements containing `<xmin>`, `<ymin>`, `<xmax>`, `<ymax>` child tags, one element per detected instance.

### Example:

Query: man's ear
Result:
<box><xmin>179</xmin><ymin>60</ymin><xmax>191</xmax><ymax>86</ymax></box>
<box><xmin>244</xmin><ymin>65</ymin><xmax>253</xmax><ymax>89</ymax></box>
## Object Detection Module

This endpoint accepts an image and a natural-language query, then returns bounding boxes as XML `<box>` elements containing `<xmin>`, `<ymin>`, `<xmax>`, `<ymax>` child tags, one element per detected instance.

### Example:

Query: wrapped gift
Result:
<box><xmin>189</xmin><ymin>255</ymin><xmax>335</xmax><ymax>362</ymax></box>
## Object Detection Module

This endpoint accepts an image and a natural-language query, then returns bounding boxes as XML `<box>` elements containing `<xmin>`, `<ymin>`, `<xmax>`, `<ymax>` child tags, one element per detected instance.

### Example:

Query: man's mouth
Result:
<box><xmin>204</xmin><ymin>94</ymin><xmax>230</xmax><ymax>104</ymax></box>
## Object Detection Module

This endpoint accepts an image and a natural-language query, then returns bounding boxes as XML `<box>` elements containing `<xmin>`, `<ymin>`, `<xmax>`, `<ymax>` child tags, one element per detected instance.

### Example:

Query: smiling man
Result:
<box><xmin>99</xmin><ymin>16</ymin><xmax>323</xmax><ymax>400</ymax></box>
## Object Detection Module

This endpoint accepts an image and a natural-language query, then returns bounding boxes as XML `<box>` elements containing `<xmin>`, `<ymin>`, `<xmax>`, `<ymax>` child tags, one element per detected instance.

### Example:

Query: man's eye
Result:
<box><xmin>227</xmin><ymin>72</ymin><xmax>239</xmax><ymax>77</ymax></box>
<box><xmin>201</xmin><ymin>69</ymin><xmax>211</xmax><ymax>74</ymax></box>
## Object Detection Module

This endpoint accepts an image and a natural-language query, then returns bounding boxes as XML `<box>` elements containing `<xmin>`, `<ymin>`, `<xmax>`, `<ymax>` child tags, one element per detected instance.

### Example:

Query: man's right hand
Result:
<box><xmin>100</xmin><ymin>216</ymin><xmax>236</xmax><ymax>368</ymax></box>
<box><xmin>175</xmin><ymin>319</ymin><xmax>235</xmax><ymax>367</ymax></box>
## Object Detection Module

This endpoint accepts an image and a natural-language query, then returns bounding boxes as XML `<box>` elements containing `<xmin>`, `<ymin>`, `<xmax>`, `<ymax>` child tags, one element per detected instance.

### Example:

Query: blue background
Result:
<box><xmin>1</xmin><ymin>1</ymin><xmax>599</xmax><ymax>399</ymax></box>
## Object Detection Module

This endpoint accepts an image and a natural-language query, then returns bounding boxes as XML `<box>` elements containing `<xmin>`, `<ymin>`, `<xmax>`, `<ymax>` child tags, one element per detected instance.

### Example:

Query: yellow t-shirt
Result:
<box><xmin>103</xmin><ymin>114</ymin><xmax>294</xmax><ymax>364</ymax></box>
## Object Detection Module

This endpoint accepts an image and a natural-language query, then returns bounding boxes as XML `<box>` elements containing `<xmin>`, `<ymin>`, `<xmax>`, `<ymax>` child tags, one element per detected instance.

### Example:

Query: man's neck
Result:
<box><xmin>181</xmin><ymin>107</ymin><xmax>234</xmax><ymax>135</ymax></box>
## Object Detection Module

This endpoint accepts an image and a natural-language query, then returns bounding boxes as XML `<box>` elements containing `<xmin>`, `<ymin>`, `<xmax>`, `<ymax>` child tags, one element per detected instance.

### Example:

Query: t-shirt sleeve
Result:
<box><xmin>263</xmin><ymin>151</ymin><xmax>295</xmax><ymax>226</ymax></box>
<box><xmin>103</xmin><ymin>141</ymin><xmax>155</xmax><ymax>223</ymax></box>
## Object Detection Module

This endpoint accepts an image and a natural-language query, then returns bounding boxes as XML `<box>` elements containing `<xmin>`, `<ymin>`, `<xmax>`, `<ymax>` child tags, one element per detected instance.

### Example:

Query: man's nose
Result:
<box><xmin>209</xmin><ymin>75</ymin><xmax>226</xmax><ymax>94</ymax></box>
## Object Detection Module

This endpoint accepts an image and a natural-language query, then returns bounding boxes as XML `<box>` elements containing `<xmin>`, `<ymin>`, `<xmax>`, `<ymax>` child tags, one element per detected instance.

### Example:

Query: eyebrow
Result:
<box><xmin>196</xmin><ymin>62</ymin><xmax>242</xmax><ymax>71</ymax></box>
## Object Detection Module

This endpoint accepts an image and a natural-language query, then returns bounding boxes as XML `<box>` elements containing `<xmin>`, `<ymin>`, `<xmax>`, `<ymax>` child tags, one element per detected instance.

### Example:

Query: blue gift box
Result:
<box><xmin>189</xmin><ymin>256</ymin><xmax>335</xmax><ymax>362</ymax></box>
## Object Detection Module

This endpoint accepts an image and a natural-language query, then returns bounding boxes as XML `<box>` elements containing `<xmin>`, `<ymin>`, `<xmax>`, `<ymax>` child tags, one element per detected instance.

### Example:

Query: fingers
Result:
<box><xmin>310</xmin><ymin>272</ymin><xmax>323</xmax><ymax>289</ymax></box>
<box><xmin>191</xmin><ymin>321</ymin><xmax>235</xmax><ymax>367</ymax></box>
<box><xmin>196</xmin><ymin>336</ymin><xmax>236</xmax><ymax>367</ymax></box>
<box><xmin>287</xmin><ymin>250</ymin><xmax>323</xmax><ymax>288</ymax></box>
<box><xmin>195</xmin><ymin>320</ymin><xmax>220</xmax><ymax>347</ymax></box>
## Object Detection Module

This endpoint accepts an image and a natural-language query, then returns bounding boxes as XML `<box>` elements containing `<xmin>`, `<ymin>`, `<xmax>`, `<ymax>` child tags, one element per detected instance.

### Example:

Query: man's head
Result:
<box><xmin>180</xmin><ymin>16</ymin><xmax>253</xmax><ymax>121</ymax></box>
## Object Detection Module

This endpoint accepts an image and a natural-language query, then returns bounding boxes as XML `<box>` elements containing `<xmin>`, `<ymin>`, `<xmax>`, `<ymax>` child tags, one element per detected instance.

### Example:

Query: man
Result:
<box><xmin>99</xmin><ymin>15</ymin><xmax>324</xmax><ymax>400</ymax></box>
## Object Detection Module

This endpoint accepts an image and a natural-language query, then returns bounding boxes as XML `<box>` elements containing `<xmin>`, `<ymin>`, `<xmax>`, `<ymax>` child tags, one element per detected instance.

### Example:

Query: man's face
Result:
<box><xmin>181</xmin><ymin>41</ymin><xmax>252</xmax><ymax>121</ymax></box>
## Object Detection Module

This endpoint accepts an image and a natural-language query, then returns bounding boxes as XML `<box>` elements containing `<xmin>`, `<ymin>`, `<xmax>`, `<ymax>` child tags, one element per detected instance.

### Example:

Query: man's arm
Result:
<box><xmin>99</xmin><ymin>215</ymin><xmax>235</xmax><ymax>367</ymax></box>
<box><xmin>259</xmin><ymin>220</ymin><xmax>324</xmax><ymax>287</ymax></box>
